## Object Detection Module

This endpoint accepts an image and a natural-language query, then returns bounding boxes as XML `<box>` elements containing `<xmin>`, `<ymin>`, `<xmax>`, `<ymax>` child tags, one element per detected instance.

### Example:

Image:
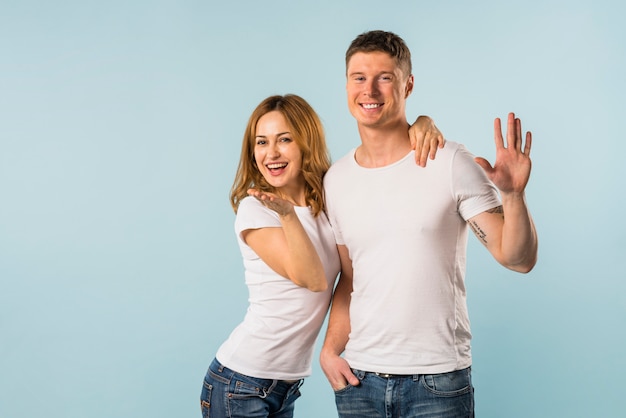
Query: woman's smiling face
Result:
<box><xmin>253</xmin><ymin>110</ymin><xmax>305</xmax><ymax>203</ymax></box>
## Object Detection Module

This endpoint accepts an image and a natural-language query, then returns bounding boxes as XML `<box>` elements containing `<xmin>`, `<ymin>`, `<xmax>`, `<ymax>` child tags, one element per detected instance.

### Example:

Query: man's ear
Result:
<box><xmin>405</xmin><ymin>74</ymin><xmax>414</xmax><ymax>98</ymax></box>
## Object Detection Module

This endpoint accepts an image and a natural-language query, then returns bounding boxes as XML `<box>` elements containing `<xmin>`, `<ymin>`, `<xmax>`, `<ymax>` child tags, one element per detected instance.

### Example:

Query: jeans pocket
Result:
<box><xmin>333</xmin><ymin>369</ymin><xmax>365</xmax><ymax>395</ymax></box>
<box><xmin>226</xmin><ymin>380</ymin><xmax>270</xmax><ymax>418</ymax></box>
<box><xmin>333</xmin><ymin>383</ymin><xmax>356</xmax><ymax>395</ymax></box>
<box><xmin>421</xmin><ymin>368</ymin><xmax>473</xmax><ymax>396</ymax></box>
<box><xmin>229</xmin><ymin>376</ymin><xmax>268</xmax><ymax>399</ymax></box>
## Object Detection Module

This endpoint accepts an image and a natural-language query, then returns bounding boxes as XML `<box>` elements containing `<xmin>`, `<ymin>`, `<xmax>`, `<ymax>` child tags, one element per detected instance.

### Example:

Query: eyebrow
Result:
<box><xmin>255</xmin><ymin>131</ymin><xmax>291</xmax><ymax>139</ymax></box>
<box><xmin>348</xmin><ymin>71</ymin><xmax>395</xmax><ymax>77</ymax></box>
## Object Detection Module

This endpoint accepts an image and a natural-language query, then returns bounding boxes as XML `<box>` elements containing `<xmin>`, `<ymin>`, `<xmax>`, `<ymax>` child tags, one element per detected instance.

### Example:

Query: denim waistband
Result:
<box><xmin>209</xmin><ymin>358</ymin><xmax>303</xmax><ymax>396</ymax></box>
<box><xmin>356</xmin><ymin>366</ymin><xmax>472</xmax><ymax>380</ymax></box>
<box><xmin>371</xmin><ymin>372</ymin><xmax>416</xmax><ymax>378</ymax></box>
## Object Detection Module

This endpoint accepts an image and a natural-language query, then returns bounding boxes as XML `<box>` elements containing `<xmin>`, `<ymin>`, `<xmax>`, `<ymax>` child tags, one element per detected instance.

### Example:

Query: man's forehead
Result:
<box><xmin>347</xmin><ymin>51</ymin><xmax>399</xmax><ymax>72</ymax></box>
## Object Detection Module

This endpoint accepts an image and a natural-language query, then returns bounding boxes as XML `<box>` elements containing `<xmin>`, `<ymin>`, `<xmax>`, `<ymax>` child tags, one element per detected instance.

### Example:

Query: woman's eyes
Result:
<box><xmin>256</xmin><ymin>137</ymin><xmax>292</xmax><ymax>145</ymax></box>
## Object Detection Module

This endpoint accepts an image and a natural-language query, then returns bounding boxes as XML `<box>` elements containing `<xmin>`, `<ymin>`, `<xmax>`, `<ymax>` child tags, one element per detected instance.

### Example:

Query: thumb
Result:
<box><xmin>474</xmin><ymin>156</ymin><xmax>493</xmax><ymax>174</ymax></box>
<box><xmin>348</xmin><ymin>374</ymin><xmax>360</xmax><ymax>386</ymax></box>
<box><xmin>344</xmin><ymin>369</ymin><xmax>360</xmax><ymax>386</ymax></box>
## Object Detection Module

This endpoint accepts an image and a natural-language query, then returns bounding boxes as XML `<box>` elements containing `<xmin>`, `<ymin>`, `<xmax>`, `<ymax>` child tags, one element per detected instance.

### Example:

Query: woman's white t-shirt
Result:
<box><xmin>216</xmin><ymin>196</ymin><xmax>340</xmax><ymax>380</ymax></box>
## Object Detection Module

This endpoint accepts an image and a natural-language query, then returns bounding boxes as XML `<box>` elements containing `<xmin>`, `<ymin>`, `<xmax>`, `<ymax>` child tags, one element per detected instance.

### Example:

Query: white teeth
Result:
<box><xmin>363</xmin><ymin>103</ymin><xmax>380</xmax><ymax>109</ymax></box>
<box><xmin>267</xmin><ymin>163</ymin><xmax>287</xmax><ymax>169</ymax></box>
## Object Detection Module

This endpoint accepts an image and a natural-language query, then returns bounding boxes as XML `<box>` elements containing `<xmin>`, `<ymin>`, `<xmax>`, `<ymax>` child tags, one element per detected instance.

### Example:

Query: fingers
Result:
<box><xmin>498</xmin><ymin>113</ymin><xmax>531</xmax><ymax>154</ymax></box>
<box><xmin>494</xmin><ymin>117</ymin><xmax>504</xmax><ymax>149</ymax></box>
<box><xmin>331</xmin><ymin>368</ymin><xmax>360</xmax><ymax>390</ymax></box>
<box><xmin>506</xmin><ymin>112</ymin><xmax>517</xmax><ymax>150</ymax></box>
<box><xmin>346</xmin><ymin>370</ymin><xmax>360</xmax><ymax>386</ymax></box>
<box><xmin>247</xmin><ymin>189</ymin><xmax>293</xmax><ymax>215</ymax></box>
<box><xmin>408</xmin><ymin>115</ymin><xmax>445</xmax><ymax>167</ymax></box>
<box><xmin>321</xmin><ymin>354</ymin><xmax>360</xmax><ymax>390</ymax></box>
<box><xmin>248</xmin><ymin>188</ymin><xmax>275</xmax><ymax>202</ymax></box>
<box><xmin>248</xmin><ymin>190</ymin><xmax>275</xmax><ymax>209</ymax></box>
<box><xmin>337</xmin><ymin>359</ymin><xmax>359</xmax><ymax>386</ymax></box>
<box><xmin>524</xmin><ymin>131</ymin><xmax>532</xmax><ymax>156</ymax></box>
<box><xmin>247</xmin><ymin>188</ymin><xmax>266</xmax><ymax>199</ymax></box>
<box><xmin>408</xmin><ymin>123</ymin><xmax>425</xmax><ymax>166</ymax></box>
<box><xmin>412</xmin><ymin>137</ymin><xmax>425</xmax><ymax>167</ymax></box>
<box><xmin>413</xmin><ymin>134</ymin><xmax>444</xmax><ymax>167</ymax></box>
<box><xmin>329</xmin><ymin>373</ymin><xmax>349</xmax><ymax>391</ymax></box>
<box><xmin>415</xmin><ymin>141</ymin><xmax>428</xmax><ymax>167</ymax></box>
<box><xmin>514</xmin><ymin>115</ymin><xmax>523</xmax><ymax>151</ymax></box>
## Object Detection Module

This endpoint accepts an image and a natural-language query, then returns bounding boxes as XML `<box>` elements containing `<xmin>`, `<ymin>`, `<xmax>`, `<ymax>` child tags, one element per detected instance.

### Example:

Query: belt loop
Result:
<box><xmin>292</xmin><ymin>379</ymin><xmax>304</xmax><ymax>393</ymax></box>
<box><xmin>261</xmin><ymin>379</ymin><xmax>278</xmax><ymax>399</ymax></box>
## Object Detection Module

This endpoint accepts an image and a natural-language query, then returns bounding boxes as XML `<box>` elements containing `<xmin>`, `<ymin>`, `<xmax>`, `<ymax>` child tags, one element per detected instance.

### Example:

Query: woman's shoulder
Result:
<box><xmin>236</xmin><ymin>196</ymin><xmax>274</xmax><ymax>217</ymax></box>
<box><xmin>235</xmin><ymin>196</ymin><xmax>281</xmax><ymax>233</ymax></box>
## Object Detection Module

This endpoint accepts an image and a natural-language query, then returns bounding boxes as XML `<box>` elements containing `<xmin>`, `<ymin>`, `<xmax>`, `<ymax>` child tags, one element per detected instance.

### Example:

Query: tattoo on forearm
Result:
<box><xmin>470</xmin><ymin>221</ymin><xmax>487</xmax><ymax>244</ymax></box>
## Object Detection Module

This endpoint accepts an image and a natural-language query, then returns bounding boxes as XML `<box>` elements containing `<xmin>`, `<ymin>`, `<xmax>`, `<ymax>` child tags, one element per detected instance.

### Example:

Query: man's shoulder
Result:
<box><xmin>438</xmin><ymin>140</ymin><xmax>465</xmax><ymax>155</ymax></box>
<box><xmin>427</xmin><ymin>140</ymin><xmax>474</xmax><ymax>166</ymax></box>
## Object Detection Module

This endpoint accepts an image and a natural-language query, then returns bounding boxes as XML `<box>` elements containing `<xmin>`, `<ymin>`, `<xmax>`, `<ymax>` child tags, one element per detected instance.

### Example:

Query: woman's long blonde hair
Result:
<box><xmin>230</xmin><ymin>94</ymin><xmax>331</xmax><ymax>217</ymax></box>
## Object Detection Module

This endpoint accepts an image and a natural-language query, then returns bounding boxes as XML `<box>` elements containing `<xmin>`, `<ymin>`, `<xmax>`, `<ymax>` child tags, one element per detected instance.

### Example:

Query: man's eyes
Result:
<box><xmin>351</xmin><ymin>75</ymin><xmax>393</xmax><ymax>82</ymax></box>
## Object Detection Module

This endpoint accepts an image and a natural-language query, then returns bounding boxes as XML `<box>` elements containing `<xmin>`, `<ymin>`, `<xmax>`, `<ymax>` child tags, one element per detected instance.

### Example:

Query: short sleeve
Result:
<box><xmin>452</xmin><ymin>145</ymin><xmax>501</xmax><ymax>220</ymax></box>
<box><xmin>234</xmin><ymin>196</ymin><xmax>282</xmax><ymax>241</ymax></box>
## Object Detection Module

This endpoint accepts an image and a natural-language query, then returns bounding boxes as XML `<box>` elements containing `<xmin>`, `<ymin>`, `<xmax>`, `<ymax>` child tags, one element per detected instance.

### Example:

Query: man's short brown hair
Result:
<box><xmin>345</xmin><ymin>30</ymin><xmax>412</xmax><ymax>77</ymax></box>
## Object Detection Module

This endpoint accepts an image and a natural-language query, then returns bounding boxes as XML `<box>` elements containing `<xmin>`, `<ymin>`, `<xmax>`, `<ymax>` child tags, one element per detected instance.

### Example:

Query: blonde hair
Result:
<box><xmin>230</xmin><ymin>94</ymin><xmax>331</xmax><ymax>217</ymax></box>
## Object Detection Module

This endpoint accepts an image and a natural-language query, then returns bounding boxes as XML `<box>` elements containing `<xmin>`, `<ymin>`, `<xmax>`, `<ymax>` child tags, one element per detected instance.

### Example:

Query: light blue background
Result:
<box><xmin>1</xmin><ymin>0</ymin><xmax>624</xmax><ymax>417</ymax></box>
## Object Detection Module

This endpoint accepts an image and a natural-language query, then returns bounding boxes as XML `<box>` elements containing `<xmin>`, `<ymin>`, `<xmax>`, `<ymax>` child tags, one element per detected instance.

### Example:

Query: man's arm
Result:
<box><xmin>319</xmin><ymin>245</ymin><xmax>360</xmax><ymax>389</ymax></box>
<box><xmin>468</xmin><ymin>197</ymin><xmax>537</xmax><ymax>273</ymax></box>
<box><xmin>471</xmin><ymin>113</ymin><xmax>538</xmax><ymax>272</ymax></box>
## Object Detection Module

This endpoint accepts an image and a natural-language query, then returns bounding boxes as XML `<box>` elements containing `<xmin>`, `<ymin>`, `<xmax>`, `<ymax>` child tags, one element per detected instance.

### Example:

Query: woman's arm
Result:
<box><xmin>408</xmin><ymin>115</ymin><xmax>445</xmax><ymax>167</ymax></box>
<box><xmin>242</xmin><ymin>190</ymin><xmax>328</xmax><ymax>292</ymax></box>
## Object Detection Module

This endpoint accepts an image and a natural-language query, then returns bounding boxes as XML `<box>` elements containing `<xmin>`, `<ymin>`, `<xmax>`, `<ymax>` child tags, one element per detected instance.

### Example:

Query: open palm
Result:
<box><xmin>247</xmin><ymin>189</ymin><xmax>294</xmax><ymax>216</ymax></box>
<box><xmin>474</xmin><ymin>112</ymin><xmax>532</xmax><ymax>194</ymax></box>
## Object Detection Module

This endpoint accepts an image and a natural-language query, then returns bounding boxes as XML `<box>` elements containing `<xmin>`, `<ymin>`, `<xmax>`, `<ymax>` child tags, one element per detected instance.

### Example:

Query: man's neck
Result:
<box><xmin>355</xmin><ymin>122</ymin><xmax>412</xmax><ymax>168</ymax></box>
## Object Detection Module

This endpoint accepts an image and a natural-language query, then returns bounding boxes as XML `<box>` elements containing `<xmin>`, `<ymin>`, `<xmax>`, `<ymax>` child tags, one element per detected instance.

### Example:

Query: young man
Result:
<box><xmin>320</xmin><ymin>30</ymin><xmax>538</xmax><ymax>417</ymax></box>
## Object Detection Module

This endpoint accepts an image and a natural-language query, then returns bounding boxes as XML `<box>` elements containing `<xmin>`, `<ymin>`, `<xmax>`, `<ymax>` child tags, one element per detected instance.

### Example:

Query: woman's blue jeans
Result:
<box><xmin>334</xmin><ymin>367</ymin><xmax>474</xmax><ymax>418</ymax></box>
<box><xmin>200</xmin><ymin>358</ymin><xmax>303</xmax><ymax>418</ymax></box>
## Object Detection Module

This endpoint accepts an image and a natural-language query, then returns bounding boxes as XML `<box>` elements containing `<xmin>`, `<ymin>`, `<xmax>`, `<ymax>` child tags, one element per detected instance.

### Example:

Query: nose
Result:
<box><xmin>363</xmin><ymin>79</ymin><xmax>379</xmax><ymax>97</ymax></box>
<box><xmin>269</xmin><ymin>140</ymin><xmax>281</xmax><ymax>157</ymax></box>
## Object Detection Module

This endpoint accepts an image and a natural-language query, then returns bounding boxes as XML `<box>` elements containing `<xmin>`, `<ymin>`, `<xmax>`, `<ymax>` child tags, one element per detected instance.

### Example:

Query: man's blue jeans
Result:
<box><xmin>334</xmin><ymin>367</ymin><xmax>474</xmax><ymax>418</ymax></box>
<box><xmin>200</xmin><ymin>358</ymin><xmax>303</xmax><ymax>418</ymax></box>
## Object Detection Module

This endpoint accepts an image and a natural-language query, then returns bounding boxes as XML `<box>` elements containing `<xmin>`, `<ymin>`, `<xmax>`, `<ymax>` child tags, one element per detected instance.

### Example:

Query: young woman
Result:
<box><xmin>200</xmin><ymin>94</ymin><xmax>443</xmax><ymax>418</ymax></box>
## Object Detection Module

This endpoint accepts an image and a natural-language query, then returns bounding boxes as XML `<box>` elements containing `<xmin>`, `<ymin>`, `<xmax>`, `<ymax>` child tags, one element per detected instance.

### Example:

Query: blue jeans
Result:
<box><xmin>334</xmin><ymin>367</ymin><xmax>474</xmax><ymax>418</ymax></box>
<box><xmin>200</xmin><ymin>358</ymin><xmax>303</xmax><ymax>418</ymax></box>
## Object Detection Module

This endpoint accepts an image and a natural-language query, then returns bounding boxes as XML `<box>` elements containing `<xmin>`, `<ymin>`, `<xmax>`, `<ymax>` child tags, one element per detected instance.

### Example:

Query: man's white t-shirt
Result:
<box><xmin>324</xmin><ymin>141</ymin><xmax>500</xmax><ymax>375</ymax></box>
